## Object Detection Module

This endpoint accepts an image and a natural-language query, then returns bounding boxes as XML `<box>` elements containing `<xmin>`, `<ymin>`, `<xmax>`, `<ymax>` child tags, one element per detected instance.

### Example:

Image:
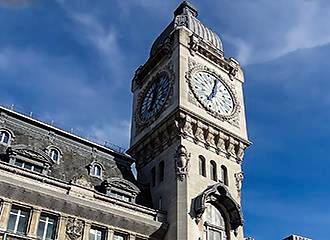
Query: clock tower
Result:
<box><xmin>128</xmin><ymin>2</ymin><xmax>251</xmax><ymax>240</ymax></box>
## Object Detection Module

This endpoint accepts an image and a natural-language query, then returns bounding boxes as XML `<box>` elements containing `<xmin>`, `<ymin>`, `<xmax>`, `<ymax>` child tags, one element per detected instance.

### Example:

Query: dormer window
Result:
<box><xmin>91</xmin><ymin>164</ymin><xmax>102</xmax><ymax>178</ymax></box>
<box><xmin>46</xmin><ymin>146</ymin><xmax>62</xmax><ymax>164</ymax></box>
<box><xmin>88</xmin><ymin>162</ymin><xmax>103</xmax><ymax>179</ymax></box>
<box><xmin>0</xmin><ymin>129</ymin><xmax>13</xmax><ymax>145</ymax></box>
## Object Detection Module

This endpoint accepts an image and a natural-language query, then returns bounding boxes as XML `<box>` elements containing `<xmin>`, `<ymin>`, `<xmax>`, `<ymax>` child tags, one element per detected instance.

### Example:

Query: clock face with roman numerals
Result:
<box><xmin>139</xmin><ymin>72</ymin><xmax>170</xmax><ymax>123</ymax></box>
<box><xmin>191</xmin><ymin>71</ymin><xmax>234</xmax><ymax>116</ymax></box>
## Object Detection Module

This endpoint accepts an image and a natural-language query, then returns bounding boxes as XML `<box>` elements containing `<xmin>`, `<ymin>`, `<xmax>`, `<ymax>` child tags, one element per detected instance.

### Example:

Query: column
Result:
<box><xmin>27</xmin><ymin>207</ymin><xmax>41</xmax><ymax>237</ymax></box>
<box><xmin>0</xmin><ymin>200</ymin><xmax>11</xmax><ymax>231</ymax></box>
<box><xmin>57</xmin><ymin>215</ymin><xmax>67</xmax><ymax>240</ymax></box>
<box><xmin>83</xmin><ymin>222</ymin><xmax>91</xmax><ymax>240</ymax></box>
<box><xmin>107</xmin><ymin>228</ymin><xmax>114</xmax><ymax>240</ymax></box>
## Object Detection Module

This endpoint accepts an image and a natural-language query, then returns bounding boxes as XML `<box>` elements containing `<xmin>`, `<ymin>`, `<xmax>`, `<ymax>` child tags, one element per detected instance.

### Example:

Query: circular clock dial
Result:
<box><xmin>139</xmin><ymin>72</ymin><xmax>170</xmax><ymax>122</ymax></box>
<box><xmin>191</xmin><ymin>71</ymin><xmax>234</xmax><ymax>116</ymax></box>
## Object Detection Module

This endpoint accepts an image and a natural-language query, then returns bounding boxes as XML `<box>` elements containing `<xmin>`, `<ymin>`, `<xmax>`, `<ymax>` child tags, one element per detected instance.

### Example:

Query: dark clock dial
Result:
<box><xmin>139</xmin><ymin>72</ymin><xmax>170</xmax><ymax>122</ymax></box>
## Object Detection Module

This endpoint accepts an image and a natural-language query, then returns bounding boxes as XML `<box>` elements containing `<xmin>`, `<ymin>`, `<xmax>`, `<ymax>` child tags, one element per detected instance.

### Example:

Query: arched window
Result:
<box><xmin>0</xmin><ymin>130</ymin><xmax>11</xmax><ymax>145</ymax></box>
<box><xmin>159</xmin><ymin>161</ymin><xmax>164</xmax><ymax>183</ymax></box>
<box><xmin>47</xmin><ymin>146</ymin><xmax>62</xmax><ymax>164</ymax></box>
<box><xmin>90</xmin><ymin>164</ymin><xmax>102</xmax><ymax>178</ymax></box>
<box><xmin>205</xmin><ymin>204</ymin><xmax>227</xmax><ymax>240</ymax></box>
<box><xmin>210</xmin><ymin>161</ymin><xmax>217</xmax><ymax>181</ymax></box>
<box><xmin>221</xmin><ymin>166</ymin><xmax>228</xmax><ymax>186</ymax></box>
<box><xmin>199</xmin><ymin>155</ymin><xmax>206</xmax><ymax>177</ymax></box>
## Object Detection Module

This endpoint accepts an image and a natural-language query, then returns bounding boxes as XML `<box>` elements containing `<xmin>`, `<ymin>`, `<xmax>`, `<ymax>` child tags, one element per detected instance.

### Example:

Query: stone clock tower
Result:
<box><xmin>128</xmin><ymin>2</ymin><xmax>251</xmax><ymax>240</ymax></box>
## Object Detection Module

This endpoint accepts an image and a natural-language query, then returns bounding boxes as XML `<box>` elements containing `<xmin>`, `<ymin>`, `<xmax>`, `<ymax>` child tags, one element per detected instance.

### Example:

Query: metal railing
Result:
<box><xmin>0</xmin><ymin>104</ymin><xmax>127</xmax><ymax>154</ymax></box>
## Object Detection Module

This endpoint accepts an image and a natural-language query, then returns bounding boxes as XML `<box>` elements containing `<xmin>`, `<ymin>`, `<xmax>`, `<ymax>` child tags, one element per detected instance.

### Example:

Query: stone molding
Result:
<box><xmin>129</xmin><ymin>110</ymin><xmax>250</xmax><ymax>168</ymax></box>
<box><xmin>193</xmin><ymin>183</ymin><xmax>243</xmax><ymax>231</ymax></box>
<box><xmin>186</xmin><ymin>58</ymin><xmax>241</xmax><ymax>127</ymax></box>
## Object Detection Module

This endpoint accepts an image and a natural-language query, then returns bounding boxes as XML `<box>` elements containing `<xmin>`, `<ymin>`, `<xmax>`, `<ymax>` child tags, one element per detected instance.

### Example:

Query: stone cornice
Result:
<box><xmin>128</xmin><ymin>108</ymin><xmax>251</xmax><ymax>168</ymax></box>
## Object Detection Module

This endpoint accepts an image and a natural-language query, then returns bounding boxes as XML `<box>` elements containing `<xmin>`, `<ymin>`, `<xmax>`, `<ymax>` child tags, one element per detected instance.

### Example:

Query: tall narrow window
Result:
<box><xmin>210</xmin><ymin>161</ymin><xmax>217</xmax><ymax>181</ymax></box>
<box><xmin>221</xmin><ymin>166</ymin><xmax>228</xmax><ymax>186</ymax></box>
<box><xmin>49</xmin><ymin>149</ymin><xmax>59</xmax><ymax>162</ymax></box>
<box><xmin>7</xmin><ymin>206</ymin><xmax>30</xmax><ymax>234</ymax></box>
<box><xmin>0</xmin><ymin>130</ymin><xmax>11</xmax><ymax>145</ymax></box>
<box><xmin>151</xmin><ymin>167</ymin><xmax>156</xmax><ymax>187</ymax></box>
<box><xmin>90</xmin><ymin>227</ymin><xmax>105</xmax><ymax>240</ymax></box>
<box><xmin>159</xmin><ymin>161</ymin><xmax>164</xmax><ymax>183</ymax></box>
<box><xmin>37</xmin><ymin>214</ymin><xmax>57</xmax><ymax>240</ymax></box>
<box><xmin>199</xmin><ymin>155</ymin><xmax>206</xmax><ymax>177</ymax></box>
<box><xmin>205</xmin><ymin>204</ymin><xmax>226</xmax><ymax>240</ymax></box>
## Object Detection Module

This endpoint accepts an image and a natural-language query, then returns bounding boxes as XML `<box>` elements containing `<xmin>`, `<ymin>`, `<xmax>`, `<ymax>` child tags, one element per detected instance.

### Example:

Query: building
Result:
<box><xmin>0</xmin><ymin>1</ymin><xmax>312</xmax><ymax>240</ymax></box>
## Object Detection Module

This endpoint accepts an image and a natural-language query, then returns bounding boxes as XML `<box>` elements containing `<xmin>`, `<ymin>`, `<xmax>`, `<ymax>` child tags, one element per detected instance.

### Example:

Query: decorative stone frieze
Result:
<box><xmin>174</xmin><ymin>145</ymin><xmax>191</xmax><ymax>181</ymax></box>
<box><xmin>70</xmin><ymin>175</ymin><xmax>93</xmax><ymax>189</ymax></box>
<box><xmin>129</xmin><ymin>110</ymin><xmax>250</xmax><ymax>168</ymax></box>
<box><xmin>234</xmin><ymin>172</ymin><xmax>244</xmax><ymax>198</ymax></box>
<box><xmin>66</xmin><ymin>218</ymin><xmax>84</xmax><ymax>240</ymax></box>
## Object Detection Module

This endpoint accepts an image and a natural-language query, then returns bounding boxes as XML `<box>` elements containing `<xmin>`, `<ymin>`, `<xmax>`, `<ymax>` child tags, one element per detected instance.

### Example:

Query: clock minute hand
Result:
<box><xmin>148</xmin><ymin>83</ymin><xmax>159</xmax><ymax>111</ymax></box>
<box><xmin>208</xmin><ymin>79</ymin><xmax>220</xmax><ymax>100</ymax></box>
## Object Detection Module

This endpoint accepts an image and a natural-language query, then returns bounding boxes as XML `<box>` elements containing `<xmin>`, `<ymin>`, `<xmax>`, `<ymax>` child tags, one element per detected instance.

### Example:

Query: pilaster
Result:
<box><xmin>0</xmin><ymin>199</ymin><xmax>11</xmax><ymax>231</ymax></box>
<box><xmin>27</xmin><ymin>207</ymin><xmax>41</xmax><ymax>237</ymax></box>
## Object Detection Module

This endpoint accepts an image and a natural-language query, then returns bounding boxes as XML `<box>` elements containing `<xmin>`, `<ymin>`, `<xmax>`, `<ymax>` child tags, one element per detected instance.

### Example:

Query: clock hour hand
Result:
<box><xmin>208</xmin><ymin>79</ymin><xmax>220</xmax><ymax>100</ymax></box>
<box><xmin>148</xmin><ymin>83</ymin><xmax>159</xmax><ymax>111</ymax></box>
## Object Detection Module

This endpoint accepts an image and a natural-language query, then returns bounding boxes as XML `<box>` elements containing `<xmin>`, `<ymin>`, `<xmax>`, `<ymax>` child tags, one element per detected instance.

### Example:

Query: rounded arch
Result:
<box><xmin>88</xmin><ymin>161</ymin><xmax>105</xmax><ymax>179</ymax></box>
<box><xmin>0</xmin><ymin>128</ymin><xmax>15</xmax><ymax>145</ymax></box>
<box><xmin>194</xmin><ymin>182</ymin><xmax>243</xmax><ymax>231</ymax></box>
<box><xmin>210</xmin><ymin>160</ymin><xmax>217</xmax><ymax>181</ymax></box>
<box><xmin>199</xmin><ymin>155</ymin><xmax>206</xmax><ymax>177</ymax></box>
<box><xmin>46</xmin><ymin>145</ymin><xmax>63</xmax><ymax>164</ymax></box>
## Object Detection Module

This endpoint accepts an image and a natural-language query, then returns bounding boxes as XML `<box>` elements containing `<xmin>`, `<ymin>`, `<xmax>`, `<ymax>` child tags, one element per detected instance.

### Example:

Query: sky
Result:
<box><xmin>0</xmin><ymin>0</ymin><xmax>329</xmax><ymax>239</ymax></box>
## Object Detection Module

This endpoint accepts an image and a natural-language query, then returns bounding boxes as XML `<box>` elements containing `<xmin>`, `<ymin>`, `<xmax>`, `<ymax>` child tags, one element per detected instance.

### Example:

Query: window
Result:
<box><xmin>15</xmin><ymin>159</ymin><xmax>43</xmax><ymax>173</ymax></box>
<box><xmin>110</xmin><ymin>191</ymin><xmax>131</xmax><ymax>202</ymax></box>
<box><xmin>49</xmin><ymin>149</ymin><xmax>59</xmax><ymax>163</ymax></box>
<box><xmin>151</xmin><ymin>167</ymin><xmax>156</xmax><ymax>187</ymax></box>
<box><xmin>89</xmin><ymin>227</ymin><xmax>105</xmax><ymax>240</ymax></box>
<box><xmin>210</xmin><ymin>161</ymin><xmax>217</xmax><ymax>181</ymax></box>
<box><xmin>7</xmin><ymin>206</ymin><xmax>30</xmax><ymax>234</ymax></box>
<box><xmin>205</xmin><ymin>204</ymin><xmax>226</xmax><ymax>240</ymax></box>
<box><xmin>113</xmin><ymin>233</ymin><xmax>127</xmax><ymax>240</ymax></box>
<box><xmin>0</xmin><ymin>130</ymin><xmax>11</xmax><ymax>145</ymax></box>
<box><xmin>221</xmin><ymin>166</ymin><xmax>228</xmax><ymax>186</ymax></box>
<box><xmin>37</xmin><ymin>214</ymin><xmax>57</xmax><ymax>240</ymax></box>
<box><xmin>90</xmin><ymin>164</ymin><xmax>102</xmax><ymax>178</ymax></box>
<box><xmin>159</xmin><ymin>161</ymin><xmax>164</xmax><ymax>183</ymax></box>
<box><xmin>199</xmin><ymin>155</ymin><xmax>206</xmax><ymax>177</ymax></box>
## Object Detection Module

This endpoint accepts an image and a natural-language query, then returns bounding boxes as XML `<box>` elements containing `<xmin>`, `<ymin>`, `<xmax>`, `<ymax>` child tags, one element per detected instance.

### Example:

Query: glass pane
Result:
<box><xmin>15</xmin><ymin>160</ymin><xmax>24</xmax><ymax>167</ymax></box>
<box><xmin>24</xmin><ymin>162</ymin><xmax>33</xmax><ymax>170</ymax></box>
<box><xmin>34</xmin><ymin>166</ymin><xmax>43</xmax><ymax>173</ymax></box>
<box><xmin>3</xmin><ymin>132</ymin><xmax>9</xmax><ymax>143</ymax></box>
<box><xmin>16</xmin><ymin>210</ymin><xmax>28</xmax><ymax>234</ymax></box>
<box><xmin>7</xmin><ymin>212</ymin><xmax>17</xmax><ymax>231</ymax></box>
<box><xmin>46</xmin><ymin>220</ymin><xmax>55</xmax><ymax>240</ymax></box>
<box><xmin>113</xmin><ymin>234</ymin><xmax>125</xmax><ymax>240</ymax></box>
<box><xmin>37</xmin><ymin>218</ymin><xmax>46</xmax><ymax>239</ymax></box>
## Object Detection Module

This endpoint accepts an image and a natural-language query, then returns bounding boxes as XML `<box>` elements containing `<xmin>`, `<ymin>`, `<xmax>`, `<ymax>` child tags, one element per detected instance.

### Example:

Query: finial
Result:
<box><xmin>174</xmin><ymin>1</ymin><xmax>198</xmax><ymax>17</ymax></box>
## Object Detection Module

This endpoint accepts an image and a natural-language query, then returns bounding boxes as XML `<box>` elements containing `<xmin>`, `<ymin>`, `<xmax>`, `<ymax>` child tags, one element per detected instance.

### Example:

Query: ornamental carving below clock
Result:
<box><xmin>135</xmin><ymin>67</ymin><xmax>174</xmax><ymax>130</ymax></box>
<box><xmin>186</xmin><ymin>58</ymin><xmax>240</xmax><ymax>124</ymax></box>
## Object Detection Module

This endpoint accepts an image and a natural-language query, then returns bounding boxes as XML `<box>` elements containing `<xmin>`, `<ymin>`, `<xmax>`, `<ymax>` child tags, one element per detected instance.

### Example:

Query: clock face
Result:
<box><xmin>191</xmin><ymin>71</ymin><xmax>234</xmax><ymax>116</ymax></box>
<box><xmin>139</xmin><ymin>72</ymin><xmax>170</xmax><ymax>122</ymax></box>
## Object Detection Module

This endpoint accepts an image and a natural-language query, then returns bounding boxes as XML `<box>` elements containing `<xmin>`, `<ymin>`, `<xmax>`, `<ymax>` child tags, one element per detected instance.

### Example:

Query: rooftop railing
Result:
<box><xmin>0</xmin><ymin>104</ymin><xmax>127</xmax><ymax>154</ymax></box>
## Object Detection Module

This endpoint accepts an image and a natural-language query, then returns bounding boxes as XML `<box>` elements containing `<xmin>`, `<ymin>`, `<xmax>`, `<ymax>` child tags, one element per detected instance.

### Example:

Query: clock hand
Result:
<box><xmin>208</xmin><ymin>79</ymin><xmax>220</xmax><ymax>100</ymax></box>
<box><xmin>148</xmin><ymin>82</ymin><xmax>159</xmax><ymax>111</ymax></box>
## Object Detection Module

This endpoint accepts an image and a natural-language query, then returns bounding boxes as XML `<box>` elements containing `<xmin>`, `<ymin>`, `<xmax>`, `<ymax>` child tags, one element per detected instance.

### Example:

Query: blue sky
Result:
<box><xmin>0</xmin><ymin>0</ymin><xmax>329</xmax><ymax>239</ymax></box>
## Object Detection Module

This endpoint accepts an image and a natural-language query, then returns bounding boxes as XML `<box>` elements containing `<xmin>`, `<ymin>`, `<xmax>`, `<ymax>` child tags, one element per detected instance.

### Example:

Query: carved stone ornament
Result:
<box><xmin>234</xmin><ymin>172</ymin><xmax>244</xmax><ymax>197</ymax></box>
<box><xmin>102</xmin><ymin>177</ymin><xmax>141</xmax><ymax>196</ymax></box>
<box><xmin>186</xmin><ymin>58</ymin><xmax>241</xmax><ymax>125</ymax></box>
<box><xmin>7</xmin><ymin>144</ymin><xmax>52</xmax><ymax>164</ymax></box>
<box><xmin>66</xmin><ymin>218</ymin><xmax>84</xmax><ymax>240</ymax></box>
<box><xmin>174</xmin><ymin>145</ymin><xmax>191</xmax><ymax>181</ymax></box>
<box><xmin>134</xmin><ymin>62</ymin><xmax>175</xmax><ymax>134</ymax></box>
<box><xmin>194</xmin><ymin>182</ymin><xmax>243</xmax><ymax>231</ymax></box>
<box><xmin>70</xmin><ymin>175</ymin><xmax>93</xmax><ymax>189</ymax></box>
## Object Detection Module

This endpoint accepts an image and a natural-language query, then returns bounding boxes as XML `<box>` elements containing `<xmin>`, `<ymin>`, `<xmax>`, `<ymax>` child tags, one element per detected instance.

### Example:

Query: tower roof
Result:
<box><xmin>150</xmin><ymin>1</ymin><xmax>223</xmax><ymax>56</ymax></box>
